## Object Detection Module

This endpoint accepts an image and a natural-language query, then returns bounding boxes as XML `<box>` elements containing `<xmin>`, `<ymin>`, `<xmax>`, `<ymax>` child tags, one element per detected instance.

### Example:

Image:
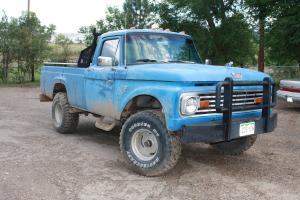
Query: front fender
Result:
<box><xmin>115</xmin><ymin>80</ymin><xmax>181</xmax><ymax>130</ymax></box>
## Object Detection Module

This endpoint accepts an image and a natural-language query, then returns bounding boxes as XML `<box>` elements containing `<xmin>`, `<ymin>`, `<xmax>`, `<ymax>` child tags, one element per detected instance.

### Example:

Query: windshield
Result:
<box><xmin>125</xmin><ymin>33</ymin><xmax>201</xmax><ymax>65</ymax></box>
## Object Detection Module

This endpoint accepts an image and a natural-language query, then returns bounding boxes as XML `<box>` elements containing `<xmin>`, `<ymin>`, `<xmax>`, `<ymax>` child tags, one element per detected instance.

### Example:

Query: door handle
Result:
<box><xmin>87</xmin><ymin>67</ymin><xmax>95</xmax><ymax>72</ymax></box>
<box><xmin>107</xmin><ymin>80</ymin><xmax>113</xmax><ymax>85</ymax></box>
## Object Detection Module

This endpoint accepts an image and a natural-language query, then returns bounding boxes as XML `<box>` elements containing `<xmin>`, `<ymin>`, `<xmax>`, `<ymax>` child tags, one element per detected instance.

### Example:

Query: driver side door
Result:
<box><xmin>84</xmin><ymin>37</ymin><xmax>120</xmax><ymax>118</ymax></box>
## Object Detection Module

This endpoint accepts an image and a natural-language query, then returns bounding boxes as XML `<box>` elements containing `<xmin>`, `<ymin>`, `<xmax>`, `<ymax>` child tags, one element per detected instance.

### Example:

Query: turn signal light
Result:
<box><xmin>255</xmin><ymin>97</ymin><xmax>263</xmax><ymax>104</ymax></box>
<box><xmin>200</xmin><ymin>100</ymin><xmax>210</xmax><ymax>108</ymax></box>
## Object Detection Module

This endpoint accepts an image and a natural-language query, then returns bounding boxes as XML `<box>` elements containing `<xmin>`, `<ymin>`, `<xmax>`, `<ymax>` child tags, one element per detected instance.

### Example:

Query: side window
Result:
<box><xmin>100</xmin><ymin>39</ymin><xmax>120</xmax><ymax>66</ymax></box>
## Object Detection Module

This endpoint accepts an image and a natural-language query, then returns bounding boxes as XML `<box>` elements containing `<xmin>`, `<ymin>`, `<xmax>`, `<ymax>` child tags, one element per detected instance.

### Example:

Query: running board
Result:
<box><xmin>95</xmin><ymin>116</ymin><xmax>116</xmax><ymax>131</ymax></box>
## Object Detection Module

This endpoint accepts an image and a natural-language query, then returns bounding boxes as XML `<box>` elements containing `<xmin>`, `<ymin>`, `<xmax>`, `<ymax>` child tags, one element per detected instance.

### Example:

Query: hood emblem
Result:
<box><xmin>231</xmin><ymin>72</ymin><xmax>242</xmax><ymax>79</ymax></box>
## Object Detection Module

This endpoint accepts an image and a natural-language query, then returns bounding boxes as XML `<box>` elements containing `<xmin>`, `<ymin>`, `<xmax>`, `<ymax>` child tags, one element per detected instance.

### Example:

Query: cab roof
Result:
<box><xmin>101</xmin><ymin>29</ymin><xmax>191</xmax><ymax>38</ymax></box>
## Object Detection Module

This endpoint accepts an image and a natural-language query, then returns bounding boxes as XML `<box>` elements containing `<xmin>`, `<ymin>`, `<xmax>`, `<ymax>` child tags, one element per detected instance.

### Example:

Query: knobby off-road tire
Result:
<box><xmin>120</xmin><ymin>110</ymin><xmax>181</xmax><ymax>176</ymax></box>
<box><xmin>211</xmin><ymin>135</ymin><xmax>257</xmax><ymax>155</ymax></box>
<box><xmin>52</xmin><ymin>92</ymin><xmax>79</xmax><ymax>133</ymax></box>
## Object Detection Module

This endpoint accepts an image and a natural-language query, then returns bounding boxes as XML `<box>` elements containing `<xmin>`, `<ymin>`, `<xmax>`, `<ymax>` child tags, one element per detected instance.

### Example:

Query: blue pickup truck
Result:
<box><xmin>40</xmin><ymin>29</ymin><xmax>277</xmax><ymax>176</ymax></box>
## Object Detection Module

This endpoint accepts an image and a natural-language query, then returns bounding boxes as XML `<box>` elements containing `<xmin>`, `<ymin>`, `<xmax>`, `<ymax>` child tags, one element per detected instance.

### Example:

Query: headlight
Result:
<box><xmin>181</xmin><ymin>95</ymin><xmax>199</xmax><ymax>115</ymax></box>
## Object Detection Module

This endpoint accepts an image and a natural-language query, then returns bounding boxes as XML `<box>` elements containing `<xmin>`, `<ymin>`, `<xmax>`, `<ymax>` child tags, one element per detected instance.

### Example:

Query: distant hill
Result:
<box><xmin>51</xmin><ymin>33</ymin><xmax>85</xmax><ymax>43</ymax></box>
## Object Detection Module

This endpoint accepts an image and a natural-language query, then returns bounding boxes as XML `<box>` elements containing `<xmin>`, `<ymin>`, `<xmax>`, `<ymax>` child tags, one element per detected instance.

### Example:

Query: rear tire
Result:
<box><xmin>211</xmin><ymin>135</ymin><xmax>257</xmax><ymax>155</ymax></box>
<box><xmin>52</xmin><ymin>92</ymin><xmax>79</xmax><ymax>133</ymax></box>
<box><xmin>120</xmin><ymin>110</ymin><xmax>181</xmax><ymax>176</ymax></box>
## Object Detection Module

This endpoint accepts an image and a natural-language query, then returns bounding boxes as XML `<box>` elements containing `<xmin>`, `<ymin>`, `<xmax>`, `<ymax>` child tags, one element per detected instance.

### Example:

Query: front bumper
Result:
<box><xmin>181</xmin><ymin>113</ymin><xmax>277</xmax><ymax>143</ymax></box>
<box><xmin>180</xmin><ymin>77</ymin><xmax>277</xmax><ymax>143</ymax></box>
<box><xmin>277</xmin><ymin>90</ymin><xmax>300</xmax><ymax>103</ymax></box>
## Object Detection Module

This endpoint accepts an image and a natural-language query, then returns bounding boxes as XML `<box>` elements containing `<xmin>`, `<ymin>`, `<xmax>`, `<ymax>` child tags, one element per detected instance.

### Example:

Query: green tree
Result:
<box><xmin>244</xmin><ymin>0</ymin><xmax>276</xmax><ymax>72</ymax></box>
<box><xmin>55</xmin><ymin>34</ymin><xmax>73</xmax><ymax>62</ymax></box>
<box><xmin>17</xmin><ymin>12</ymin><xmax>55</xmax><ymax>82</ymax></box>
<box><xmin>79</xmin><ymin>0</ymin><xmax>156</xmax><ymax>45</ymax></box>
<box><xmin>79</xmin><ymin>19</ymin><xmax>109</xmax><ymax>45</ymax></box>
<box><xmin>157</xmin><ymin>0</ymin><xmax>255</xmax><ymax>66</ymax></box>
<box><xmin>9</xmin><ymin>17</ymin><xmax>25</xmax><ymax>83</ymax></box>
<box><xmin>0</xmin><ymin>12</ymin><xmax>16</xmax><ymax>82</ymax></box>
<box><xmin>267</xmin><ymin>2</ymin><xmax>300</xmax><ymax>66</ymax></box>
<box><xmin>105</xmin><ymin>6</ymin><xmax>126</xmax><ymax>30</ymax></box>
<box><xmin>123</xmin><ymin>0</ymin><xmax>156</xmax><ymax>28</ymax></box>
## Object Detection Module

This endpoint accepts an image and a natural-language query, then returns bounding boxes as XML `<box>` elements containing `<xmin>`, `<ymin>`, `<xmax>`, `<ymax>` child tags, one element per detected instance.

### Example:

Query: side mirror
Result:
<box><xmin>97</xmin><ymin>56</ymin><xmax>113</xmax><ymax>67</ymax></box>
<box><xmin>205</xmin><ymin>59</ymin><xmax>212</xmax><ymax>65</ymax></box>
<box><xmin>225</xmin><ymin>61</ymin><xmax>234</xmax><ymax>67</ymax></box>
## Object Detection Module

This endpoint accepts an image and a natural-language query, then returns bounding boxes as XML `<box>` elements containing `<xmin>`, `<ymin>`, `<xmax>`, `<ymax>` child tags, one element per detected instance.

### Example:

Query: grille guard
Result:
<box><xmin>215</xmin><ymin>77</ymin><xmax>277</xmax><ymax>141</ymax></box>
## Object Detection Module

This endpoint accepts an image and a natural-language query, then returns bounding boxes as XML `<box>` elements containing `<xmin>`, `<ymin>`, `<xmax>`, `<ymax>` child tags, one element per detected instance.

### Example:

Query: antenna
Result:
<box><xmin>124</xmin><ymin>8</ymin><xmax>127</xmax><ymax>68</ymax></box>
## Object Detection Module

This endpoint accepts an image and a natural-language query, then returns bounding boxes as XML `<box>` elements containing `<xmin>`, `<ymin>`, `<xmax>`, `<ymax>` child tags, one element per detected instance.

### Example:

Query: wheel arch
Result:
<box><xmin>120</xmin><ymin>94</ymin><xmax>164</xmax><ymax>123</ymax></box>
<box><xmin>52</xmin><ymin>80</ymin><xmax>68</xmax><ymax>98</ymax></box>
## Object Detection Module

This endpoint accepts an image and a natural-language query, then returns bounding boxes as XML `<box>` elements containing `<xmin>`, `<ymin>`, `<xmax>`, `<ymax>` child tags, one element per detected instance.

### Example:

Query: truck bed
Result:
<box><xmin>40</xmin><ymin>65</ymin><xmax>86</xmax><ymax>108</ymax></box>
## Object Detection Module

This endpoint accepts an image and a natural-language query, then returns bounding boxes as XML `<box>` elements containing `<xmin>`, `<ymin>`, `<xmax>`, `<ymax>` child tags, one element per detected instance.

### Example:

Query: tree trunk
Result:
<box><xmin>207</xmin><ymin>17</ymin><xmax>216</xmax><ymax>30</ymax></box>
<box><xmin>258</xmin><ymin>17</ymin><xmax>265</xmax><ymax>72</ymax></box>
<box><xmin>220</xmin><ymin>0</ymin><xmax>226</xmax><ymax>21</ymax></box>
<box><xmin>17</xmin><ymin>58</ymin><xmax>21</xmax><ymax>83</ymax></box>
<box><xmin>31</xmin><ymin>63</ymin><xmax>35</xmax><ymax>82</ymax></box>
<box><xmin>2</xmin><ymin>53</ymin><xmax>9</xmax><ymax>83</ymax></box>
<box><xmin>5</xmin><ymin>54</ymin><xmax>9</xmax><ymax>82</ymax></box>
<box><xmin>2</xmin><ymin>57</ymin><xmax>6</xmax><ymax>83</ymax></box>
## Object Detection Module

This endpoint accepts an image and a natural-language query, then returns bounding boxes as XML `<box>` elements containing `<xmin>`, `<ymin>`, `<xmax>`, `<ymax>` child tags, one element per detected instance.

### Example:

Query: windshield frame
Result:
<box><xmin>123</xmin><ymin>32</ymin><xmax>202</xmax><ymax>66</ymax></box>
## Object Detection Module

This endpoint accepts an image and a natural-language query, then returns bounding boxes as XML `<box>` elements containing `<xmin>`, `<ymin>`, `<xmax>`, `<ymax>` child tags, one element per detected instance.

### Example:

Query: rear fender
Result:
<box><xmin>50</xmin><ymin>77</ymin><xmax>68</xmax><ymax>98</ymax></box>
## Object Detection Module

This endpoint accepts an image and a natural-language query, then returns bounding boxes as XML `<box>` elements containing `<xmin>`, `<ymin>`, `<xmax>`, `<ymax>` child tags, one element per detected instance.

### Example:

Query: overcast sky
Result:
<box><xmin>0</xmin><ymin>0</ymin><xmax>124</xmax><ymax>33</ymax></box>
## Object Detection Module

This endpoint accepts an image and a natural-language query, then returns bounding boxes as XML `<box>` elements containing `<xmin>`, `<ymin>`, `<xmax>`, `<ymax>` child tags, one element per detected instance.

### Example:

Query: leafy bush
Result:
<box><xmin>268</xmin><ymin>66</ymin><xmax>300</xmax><ymax>85</ymax></box>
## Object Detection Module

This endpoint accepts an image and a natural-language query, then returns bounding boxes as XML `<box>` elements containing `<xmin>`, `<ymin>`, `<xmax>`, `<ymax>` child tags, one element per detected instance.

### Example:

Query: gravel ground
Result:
<box><xmin>0</xmin><ymin>87</ymin><xmax>299</xmax><ymax>200</ymax></box>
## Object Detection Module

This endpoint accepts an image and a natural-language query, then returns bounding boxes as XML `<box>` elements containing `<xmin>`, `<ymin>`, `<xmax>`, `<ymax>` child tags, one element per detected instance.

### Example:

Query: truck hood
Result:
<box><xmin>125</xmin><ymin>63</ymin><xmax>269</xmax><ymax>82</ymax></box>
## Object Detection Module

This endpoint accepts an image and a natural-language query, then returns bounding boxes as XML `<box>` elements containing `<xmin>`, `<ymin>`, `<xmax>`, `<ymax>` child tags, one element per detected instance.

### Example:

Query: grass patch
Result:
<box><xmin>0</xmin><ymin>81</ymin><xmax>40</xmax><ymax>88</ymax></box>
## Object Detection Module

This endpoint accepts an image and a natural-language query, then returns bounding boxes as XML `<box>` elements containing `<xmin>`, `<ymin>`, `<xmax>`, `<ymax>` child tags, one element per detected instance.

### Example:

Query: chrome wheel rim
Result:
<box><xmin>54</xmin><ymin>103</ymin><xmax>63</xmax><ymax>126</ymax></box>
<box><xmin>131</xmin><ymin>129</ymin><xmax>158</xmax><ymax>161</ymax></box>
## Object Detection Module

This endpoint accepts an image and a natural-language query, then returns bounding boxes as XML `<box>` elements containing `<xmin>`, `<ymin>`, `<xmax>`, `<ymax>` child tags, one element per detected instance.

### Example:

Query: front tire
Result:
<box><xmin>52</xmin><ymin>92</ymin><xmax>79</xmax><ymax>133</ymax></box>
<box><xmin>211</xmin><ymin>135</ymin><xmax>257</xmax><ymax>155</ymax></box>
<box><xmin>120</xmin><ymin>111</ymin><xmax>181</xmax><ymax>176</ymax></box>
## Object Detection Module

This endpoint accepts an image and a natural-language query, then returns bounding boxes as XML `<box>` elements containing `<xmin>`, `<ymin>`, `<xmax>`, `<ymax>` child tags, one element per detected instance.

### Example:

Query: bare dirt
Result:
<box><xmin>0</xmin><ymin>87</ymin><xmax>299</xmax><ymax>200</ymax></box>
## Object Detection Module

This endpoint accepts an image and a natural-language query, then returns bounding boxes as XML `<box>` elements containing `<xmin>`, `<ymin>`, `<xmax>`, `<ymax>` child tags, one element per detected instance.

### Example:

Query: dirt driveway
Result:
<box><xmin>0</xmin><ymin>87</ymin><xmax>299</xmax><ymax>200</ymax></box>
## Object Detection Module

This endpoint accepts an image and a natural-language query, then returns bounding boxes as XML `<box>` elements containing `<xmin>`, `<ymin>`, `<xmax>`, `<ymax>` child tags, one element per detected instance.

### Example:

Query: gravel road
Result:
<box><xmin>0</xmin><ymin>87</ymin><xmax>299</xmax><ymax>200</ymax></box>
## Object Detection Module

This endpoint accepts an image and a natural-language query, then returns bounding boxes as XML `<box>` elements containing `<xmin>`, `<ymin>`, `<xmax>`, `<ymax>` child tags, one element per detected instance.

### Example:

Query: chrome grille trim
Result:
<box><xmin>197</xmin><ymin>90</ymin><xmax>263</xmax><ymax>114</ymax></box>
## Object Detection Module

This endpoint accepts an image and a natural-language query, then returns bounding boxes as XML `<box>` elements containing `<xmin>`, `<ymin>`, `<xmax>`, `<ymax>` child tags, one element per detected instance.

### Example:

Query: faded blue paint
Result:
<box><xmin>41</xmin><ymin>29</ymin><xmax>271</xmax><ymax>132</ymax></box>
<box><xmin>125</xmin><ymin>63</ymin><xmax>269</xmax><ymax>82</ymax></box>
<box><xmin>101</xmin><ymin>29</ymin><xmax>192</xmax><ymax>39</ymax></box>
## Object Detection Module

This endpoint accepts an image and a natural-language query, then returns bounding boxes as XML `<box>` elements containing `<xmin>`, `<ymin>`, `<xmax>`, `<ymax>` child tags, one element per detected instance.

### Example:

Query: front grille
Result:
<box><xmin>197</xmin><ymin>90</ymin><xmax>263</xmax><ymax>114</ymax></box>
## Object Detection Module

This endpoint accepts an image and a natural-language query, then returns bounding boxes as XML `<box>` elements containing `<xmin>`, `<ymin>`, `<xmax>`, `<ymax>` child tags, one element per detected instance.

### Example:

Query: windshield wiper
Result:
<box><xmin>136</xmin><ymin>59</ymin><xmax>158</xmax><ymax>63</ymax></box>
<box><xmin>134</xmin><ymin>59</ymin><xmax>196</xmax><ymax>65</ymax></box>
<box><xmin>166</xmin><ymin>60</ymin><xmax>196</xmax><ymax>64</ymax></box>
